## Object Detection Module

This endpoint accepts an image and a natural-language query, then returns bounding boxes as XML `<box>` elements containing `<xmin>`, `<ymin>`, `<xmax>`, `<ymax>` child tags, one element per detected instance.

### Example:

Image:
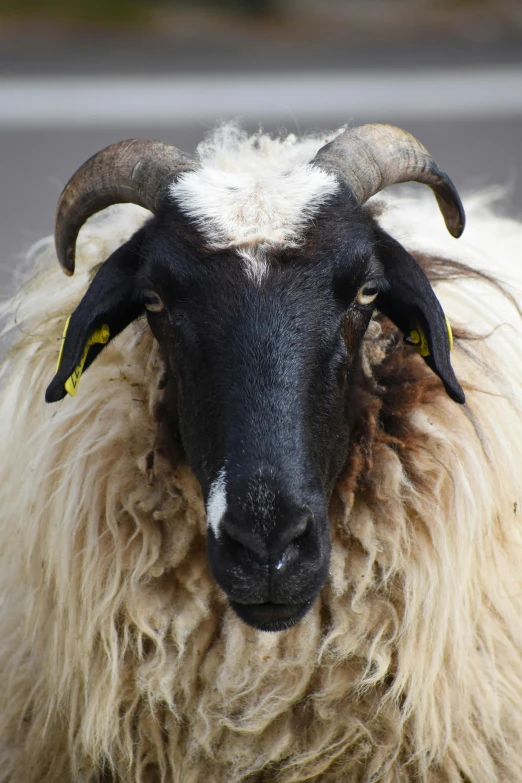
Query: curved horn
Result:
<box><xmin>312</xmin><ymin>124</ymin><xmax>465</xmax><ymax>238</ymax></box>
<box><xmin>55</xmin><ymin>139</ymin><xmax>195</xmax><ymax>275</ymax></box>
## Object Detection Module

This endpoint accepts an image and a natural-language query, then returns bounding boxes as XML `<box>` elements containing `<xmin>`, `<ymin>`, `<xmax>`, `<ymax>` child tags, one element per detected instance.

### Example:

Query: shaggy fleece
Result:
<box><xmin>0</xmin><ymin>134</ymin><xmax>522</xmax><ymax>782</ymax></box>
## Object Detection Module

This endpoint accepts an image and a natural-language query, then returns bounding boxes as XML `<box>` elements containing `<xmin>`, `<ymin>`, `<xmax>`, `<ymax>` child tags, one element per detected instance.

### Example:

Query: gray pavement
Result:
<box><xmin>4</xmin><ymin>67</ymin><xmax>522</xmax><ymax>126</ymax></box>
<box><xmin>2</xmin><ymin>33</ymin><xmax>522</xmax><ymax>294</ymax></box>
<box><xmin>2</xmin><ymin>31</ymin><xmax>522</xmax><ymax>75</ymax></box>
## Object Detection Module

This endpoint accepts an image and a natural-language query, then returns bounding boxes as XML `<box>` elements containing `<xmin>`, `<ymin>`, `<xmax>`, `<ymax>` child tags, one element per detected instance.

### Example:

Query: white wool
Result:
<box><xmin>170</xmin><ymin>124</ymin><xmax>340</xmax><ymax>281</ymax></box>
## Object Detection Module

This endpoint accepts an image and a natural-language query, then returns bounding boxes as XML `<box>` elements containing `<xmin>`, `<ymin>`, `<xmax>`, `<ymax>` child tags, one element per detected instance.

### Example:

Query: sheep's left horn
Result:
<box><xmin>55</xmin><ymin>139</ymin><xmax>195</xmax><ymax>275</ymax></box>
<box><xmin>312</xmin><ymin>124</ymin><xmax>465</xmax><ymax>238</ymax></box>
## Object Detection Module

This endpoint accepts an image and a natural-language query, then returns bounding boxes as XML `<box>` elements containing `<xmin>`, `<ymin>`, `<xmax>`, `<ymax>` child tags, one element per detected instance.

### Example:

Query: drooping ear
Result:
<box><xmin>373</xmin><ymin>226</ymin><xmax>465</xmax><ymax>404</ymax></box>
<box><xmin>45</xmin><ymin>229</ymin><xmax>146</xmax><ymax>403</ymax></box>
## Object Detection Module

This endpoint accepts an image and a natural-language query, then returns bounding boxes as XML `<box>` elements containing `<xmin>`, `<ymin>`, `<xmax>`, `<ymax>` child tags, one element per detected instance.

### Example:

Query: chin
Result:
<box><xmin>229</xmin><ymin>599</ymin><xmax>314</xmax><ymax>632</ymax></box>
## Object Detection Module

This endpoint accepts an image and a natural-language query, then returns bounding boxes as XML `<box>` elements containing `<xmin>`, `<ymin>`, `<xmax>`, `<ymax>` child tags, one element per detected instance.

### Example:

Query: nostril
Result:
<box><xmin>219</xmin><ymin>507</ymin><xmax>315</xmax><ymax>565</ymax></box>
<box><xmin>272</xmin><ymin>512</ymin><xmax>313</xmax><ymax>557</ymax></box>
<box><xmin>293</xmin><ymin>512</ymin><xmax>311</xmax><ymax>539</ymax></box>
<box><xmin>221</xmin><ymin>515</ymin><xmax>268</xmax><ymax>562</ymax></box>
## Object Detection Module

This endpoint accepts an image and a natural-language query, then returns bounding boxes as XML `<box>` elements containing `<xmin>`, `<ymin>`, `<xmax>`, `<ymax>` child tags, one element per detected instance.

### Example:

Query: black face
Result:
<box><xmin>134</xmin><ymin>204</ymin><xmax>383</xmax><ymax>631</ymax></box>
<box><xmin>46</xmin><ymin>194</ymin><xmax>464</xmax><ymax>632</ymax></box>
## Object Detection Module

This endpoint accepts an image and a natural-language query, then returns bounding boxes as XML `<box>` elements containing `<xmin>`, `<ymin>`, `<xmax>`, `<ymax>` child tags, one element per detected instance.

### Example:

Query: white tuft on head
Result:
<box><xmin>169</xmin><ymin>124</ymin><xmax>341</xmax><ymax>281</ymax></box>
<box><xmin>206</xmin><ymin>468</ymin><xmax>227</xmax><ymax>537</ymax></box>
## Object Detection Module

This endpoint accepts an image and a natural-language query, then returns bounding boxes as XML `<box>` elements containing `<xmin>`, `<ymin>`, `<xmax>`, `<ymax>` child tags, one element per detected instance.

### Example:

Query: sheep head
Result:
<box><xmin>46</xmin><ymin>125</ymin><xmax>465</xmax><ymax>631</ymax></box>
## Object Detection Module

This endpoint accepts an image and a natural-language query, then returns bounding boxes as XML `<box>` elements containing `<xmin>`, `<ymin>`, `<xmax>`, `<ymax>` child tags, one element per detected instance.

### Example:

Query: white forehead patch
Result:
<box><xmin>169</xmin><ymin>125</ymin><xmax>341</xmax><ymax>281</ymax></box>
<box><xmin>206</xmin><ymin>468</ymin><xmax>227</xmax><ymax>538</ymax></box>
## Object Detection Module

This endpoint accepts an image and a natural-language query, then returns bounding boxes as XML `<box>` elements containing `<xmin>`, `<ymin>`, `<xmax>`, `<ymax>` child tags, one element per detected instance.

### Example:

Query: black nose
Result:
<box><xmin>207</xmin><ymin>480</ymin><xmax>330</xmax><ymax>611</ymax></box>
<box><xmin>221</xmin><ymin>509</ymin><xmax>312</xmax><ymax>563</ymax></box>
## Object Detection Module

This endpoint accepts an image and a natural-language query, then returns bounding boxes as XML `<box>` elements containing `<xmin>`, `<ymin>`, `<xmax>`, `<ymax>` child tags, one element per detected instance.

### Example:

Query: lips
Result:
<box><xmin>229</xmin><ymin>599</ymin><xmax>313</xmax><ymax>632</ymax></box>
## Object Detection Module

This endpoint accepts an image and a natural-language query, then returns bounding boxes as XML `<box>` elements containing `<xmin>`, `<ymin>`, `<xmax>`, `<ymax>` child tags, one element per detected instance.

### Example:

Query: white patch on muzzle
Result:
<box><xmin>206</xmin><ymin>468</ymin><xmax>227</xmax><ymax>537</ymax></box>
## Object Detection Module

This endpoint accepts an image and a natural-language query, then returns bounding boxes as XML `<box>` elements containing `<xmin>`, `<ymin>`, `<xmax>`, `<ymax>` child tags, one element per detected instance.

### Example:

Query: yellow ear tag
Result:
<box><xmin>408</xmin><ymin>324</ymin><xmax>430</xmax><ymax>357</ymax></box>
<box><xmin>56</xmin><ymin>316</ymin><xmax>110</xmax><ymax>397</ymax></box>
<box><xmin>408</xmin><ymin>315</ymin><xmax>453</xmax><ymax>358</ymax></box>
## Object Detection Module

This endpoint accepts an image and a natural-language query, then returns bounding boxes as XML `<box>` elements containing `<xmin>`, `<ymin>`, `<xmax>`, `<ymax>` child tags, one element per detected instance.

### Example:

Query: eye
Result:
<box><xmin>143</xmin><ymin>290</ymin><xmax>164</xmax><ymax>313</ymax></box>
<box><xmin>355</xmin><ymin>281</ymin><xmax>380</xmax><ymax>307</ymax></box>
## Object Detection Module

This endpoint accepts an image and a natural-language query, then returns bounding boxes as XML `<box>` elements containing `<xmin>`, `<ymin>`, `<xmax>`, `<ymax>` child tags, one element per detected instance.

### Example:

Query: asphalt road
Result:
<box><xmin>3</xmin><ymin>36</ymin><xmax>522</xmax><ymax>293</ymax></box>
<box><xmin>2</xmin><ymin>29</ymin><xmax>522</xmax><ymax>75</ymax></box>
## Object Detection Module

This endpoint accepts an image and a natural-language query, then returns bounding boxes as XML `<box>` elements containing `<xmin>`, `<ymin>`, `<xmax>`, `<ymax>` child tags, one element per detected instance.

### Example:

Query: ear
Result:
<box><xmin>374</xmin><ymin>226</ymin><xmax>465</xmax><ymax>404</ymax></box>
<box><xmin>45</xmin><ymin>229</ymin><xmax>146</xmax><ymax>403</ymax></box>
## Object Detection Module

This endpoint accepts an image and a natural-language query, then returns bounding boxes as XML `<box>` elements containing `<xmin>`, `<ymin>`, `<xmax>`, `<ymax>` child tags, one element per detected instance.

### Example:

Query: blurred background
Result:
<box><xmin>2</xmin><ymin>0</ymin><xmax>522</xmax><ymax>282</ymax></box>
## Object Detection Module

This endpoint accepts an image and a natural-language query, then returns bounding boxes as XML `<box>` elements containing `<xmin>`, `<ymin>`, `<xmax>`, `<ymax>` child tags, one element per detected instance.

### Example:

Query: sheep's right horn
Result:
<box><xmin>55</xmin><ymin>139</ymin><xmax>195</xmax><ymax>275</ymax></box>
<box><xmin>312</xmin><ymin>124</ymin><xmax>465</xmax><ymax>238</ymax></box>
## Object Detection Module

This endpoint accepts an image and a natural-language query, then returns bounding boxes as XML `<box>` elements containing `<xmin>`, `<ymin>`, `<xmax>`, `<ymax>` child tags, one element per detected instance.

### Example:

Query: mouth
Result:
<box><xmin>229</xmin><ymin>599</ymin><xmax>313</xmax><ymax>632</ymax></box>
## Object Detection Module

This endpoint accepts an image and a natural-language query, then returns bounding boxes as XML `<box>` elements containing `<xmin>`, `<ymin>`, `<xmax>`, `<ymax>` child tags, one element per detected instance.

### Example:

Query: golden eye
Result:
<box><xmin>143</xmin><ymin>290</ymin><xmax>164</xmax><ymax>313</ymax></box>
<box><xmin>356</xmin><ymin>282</ymin><xmax>380</xmax><ymax>306</ymax></box>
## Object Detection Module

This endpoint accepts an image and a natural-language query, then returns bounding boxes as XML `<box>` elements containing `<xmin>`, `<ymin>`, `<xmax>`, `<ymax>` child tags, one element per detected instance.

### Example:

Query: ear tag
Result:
<box><xmin>405</xmin><ymin>324</ymin><xmax>430</xmax><ymax>357</ymax></box>
<box><xmin>56</xmin><ymin>316</ymin><xmax>110</xmax><ymax>397</ymax></box>
<box><xmin>404</xmin><ymin>315</ymin><xmax>453</xmax><ymax>357</ymax></box>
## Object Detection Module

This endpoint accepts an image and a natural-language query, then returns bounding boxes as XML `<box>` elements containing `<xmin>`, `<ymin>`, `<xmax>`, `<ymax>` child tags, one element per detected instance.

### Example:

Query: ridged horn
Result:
<box><xmin>312</xmin><ymin>124</ymin><xmax>465</xmax><ymax>238</ymax></box>
<box><xmin>55</xmin><ymin>139</ymin><xmax>195</xmax><ymax>275</ymax></box>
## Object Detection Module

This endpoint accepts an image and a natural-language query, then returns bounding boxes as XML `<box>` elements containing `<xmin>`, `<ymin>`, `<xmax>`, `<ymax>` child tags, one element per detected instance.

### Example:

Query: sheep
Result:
<box><xmin>0</xmin><ymin>122</ymin><xmax>521</xmax><ymax>783</ymax></box>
